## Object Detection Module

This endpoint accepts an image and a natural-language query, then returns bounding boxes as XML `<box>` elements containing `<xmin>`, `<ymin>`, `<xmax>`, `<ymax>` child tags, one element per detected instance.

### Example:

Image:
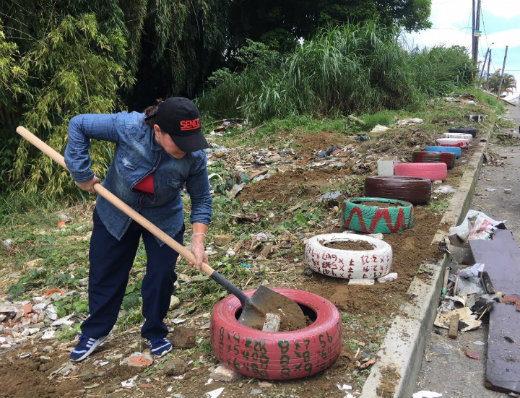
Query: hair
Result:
<box><xmin>143</xmin><ymin>98</ymin><xmax>164</xmax><ymax>128</ymax></box>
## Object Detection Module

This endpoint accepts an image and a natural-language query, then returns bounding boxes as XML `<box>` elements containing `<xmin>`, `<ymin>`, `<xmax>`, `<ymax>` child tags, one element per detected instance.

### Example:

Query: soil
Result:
<box><xmin>322</xmin><ymin>240</ymin><xmax>375</xmax><ymax>251</ymax></box>
<box><xmin>0</xmin><ymin>100</ymin><xmax>492</xmax><ymax>398</ymax></box>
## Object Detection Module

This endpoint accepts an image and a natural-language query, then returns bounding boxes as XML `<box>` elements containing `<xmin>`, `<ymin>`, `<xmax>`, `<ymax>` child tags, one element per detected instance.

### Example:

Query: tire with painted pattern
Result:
<box><xmin>424</xmin><ymin>145</ymin><xmax>462</xmax><ymax>158</ymax></box>
<box><xmin>210</xmin><ymin>288</ymin><xmax>342</xmax><ymax>380</ymax></box>
<box><xmin>442</xmin><ymin>132</ymin><xmax>473</xmax><ymax>141</ymax></box>
<box><xmin>364</xmin><ymin>176</ymin><xmax>431</xmax><ymax>204</ymax></box>
<box><xmin>394</xmin><ymin>162</ymin><xmax>447</xmax><ymax>181</ymax></box>
<box><xmin>412</xmin><ymin>151</ymin><xmax>456</xmax><ymax>169</ymax></box>
<box><xmin>304</xmin><ymin>233</ymin><xmax>392</xmax><ymax>279</ymax></box>
<box><xmin>341</xmin><ymin>197</ymin><xmax>414</xmax><ymax>234</ymax></box>
<box><xmin>435</xmin><ymin>137</ymin><xmax>470</xmax><ymax>148</ymax></box>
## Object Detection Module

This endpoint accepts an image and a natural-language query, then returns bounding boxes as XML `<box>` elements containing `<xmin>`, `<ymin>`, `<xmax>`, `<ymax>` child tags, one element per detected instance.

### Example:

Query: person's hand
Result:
<box><xmin>75</xmin><ymin>176</ymin><xmax>101</xmax><ymax>194</ymax></box>
<box><xmin>190</xmin><ymin>234</ymin><xmax>208</xmax><ymax>270</ymax></box>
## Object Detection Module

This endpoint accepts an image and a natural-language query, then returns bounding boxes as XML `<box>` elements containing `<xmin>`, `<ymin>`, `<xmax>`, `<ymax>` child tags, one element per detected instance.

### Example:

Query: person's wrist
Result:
<box><xmin>191</xmin><ymin>232</ymin><xmax>205</xmax><ymax>244</ymax></box>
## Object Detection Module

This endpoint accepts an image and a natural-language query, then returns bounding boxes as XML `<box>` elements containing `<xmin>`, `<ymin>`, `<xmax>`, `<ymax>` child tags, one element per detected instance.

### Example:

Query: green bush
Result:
<box><xmin>199</xmin><ymin>23</ymin><xmax>476</xmax><ymax>122</ymax></box>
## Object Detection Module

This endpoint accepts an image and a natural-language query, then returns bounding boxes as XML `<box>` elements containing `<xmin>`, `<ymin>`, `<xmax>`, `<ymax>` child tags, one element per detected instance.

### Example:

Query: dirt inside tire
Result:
<box><xmin>322</xmin><ymin>240</ymin><xmax>375</xmax><ymax>251</ymax></box>
<box><xmin>356</xmin><ymin>200</ymin><xmax>406</xmax><ymax>208</ymax></box>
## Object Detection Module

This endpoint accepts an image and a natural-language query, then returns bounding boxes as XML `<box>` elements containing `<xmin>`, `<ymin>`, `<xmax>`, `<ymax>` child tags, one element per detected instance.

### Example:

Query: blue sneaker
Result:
<box><xmin>147</xmin><ymin>337</ymin><xmax>172</xmax><ymax>357</ymax></box>
<box><xmin>70</xmin><ymin>334</ymin><xmax>108</xmax><ymax>362</ymax></box>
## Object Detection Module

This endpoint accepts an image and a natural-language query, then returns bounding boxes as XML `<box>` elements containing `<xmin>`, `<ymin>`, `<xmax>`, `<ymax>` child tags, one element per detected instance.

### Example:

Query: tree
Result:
<box><xmin>227</xmin><ymin>0</ymin><xmax>432</xmax><ymax>53</ymax></box>
<box><xmin>486</xmin><ymin>70</ymin><xmax>517</xmax><ymax>95</ymax></box>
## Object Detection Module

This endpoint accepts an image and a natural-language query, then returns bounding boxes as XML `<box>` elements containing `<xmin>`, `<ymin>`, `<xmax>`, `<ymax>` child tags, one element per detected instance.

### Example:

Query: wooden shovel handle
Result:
<box><xmin>15</xmin><ymin>125</ymin><xmax>215</xmax><ymax>277</ymax></box>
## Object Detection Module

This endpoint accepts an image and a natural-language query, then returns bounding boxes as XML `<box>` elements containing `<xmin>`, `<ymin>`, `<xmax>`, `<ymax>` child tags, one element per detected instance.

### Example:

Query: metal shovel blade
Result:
<box><xmin>239</xmin><ymin>285</ymin><xmax>307</xmax><ymax>330</ymax></box>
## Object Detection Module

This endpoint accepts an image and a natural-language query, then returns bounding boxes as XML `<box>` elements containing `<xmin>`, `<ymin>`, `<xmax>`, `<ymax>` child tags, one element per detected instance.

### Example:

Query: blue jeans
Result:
<box><xmin>81</xmin><ymin>208</ymin><xmax>182</xmax><ymax>340</ymax></box>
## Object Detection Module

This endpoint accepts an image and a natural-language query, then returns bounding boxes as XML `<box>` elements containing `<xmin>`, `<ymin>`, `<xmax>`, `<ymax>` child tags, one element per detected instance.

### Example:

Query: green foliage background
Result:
<box><xmin>0</xmin><ymin>0</ymin><xmax>479</xmax><ymax>202</ymax></box>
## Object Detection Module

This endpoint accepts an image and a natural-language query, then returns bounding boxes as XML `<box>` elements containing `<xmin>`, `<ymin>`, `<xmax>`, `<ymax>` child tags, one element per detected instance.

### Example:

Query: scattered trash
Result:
<box><xmin>468</xmin><ymin>114</ymin><xmax>483</xmax><ymax>123</ymax></box>
<box><xmin>473</xmin><ymin>341</ymin><xmax>485</xmax><ymax>346</ymax></box>
<box><xmin>459</xmin><ymin>263</ymin><xmax>485</xmax><ymax>279</ymax></box>
<box><xmin>504</xmin><ymin>188</ymin><xmax>512</xmax><ymax>194</ymax></box>
<box><xmin>434</xmin><ymin>185</ymin><xmax>456</xmax><ymax>194</ymax></box>
<box><xmin>485</xmin><ymin>188</ymin><xmax>496</xmax><ymax>192</ymax></box>
<box><xmin>397</xmin><ymin>118</ymin><xmax>424</xmax><ymax>126</ymax></box>
<box><xmin>337</xmin><ymin>384</ymin><xmax>355</xmax><ymax>398</ymax></box>
<box><xmin>121</xmin><ymin>375</ymin><xmax>138</xmax><ymax>388</ymax></box>
<box><xmin>377</xmin><ymin>273</ymin><xmax>398</xmax><ymax>283</ymax></box>
<box><xmin>205</xmin><ymin>387</ymin><xmax>225</xmax><ymax>398</ymax></box>
<box><xmin>356</xmin><ymin>135</ymin><xmax>370</xmax><ymax>142</ymax></box>
<box><xmin>209</xmin><ymin>365</ymin><xmax>241</xmax><ymax>382</ymax></box>
<box><xmin>370</xmin><ymin>124</ymin><xmax>389</xmax><ymax>133</ymax></box>
<box><xmin>434</xmin><ymin>307</ymin><xmax>481</xmax><ymax>332</ymax></box>
<box><xmin>449</xmin><ymin>209</ymin><xmax>506</xmax><ymax>242</ymax></box>
<box><xmin>412</xmin><ymin>391</ymin><xmax>442</xmax><ymax>398</ymax></box>
<box><xmin>465</xmin><ymin>350</ymin><xmax>481</xmax><ymax>360</ymax></box>
<box><xmin>317</xmin><ymin>145</ymin><xmax>343</xmax><ymax>158</ymax></box>
<box><xmin>229</xmin><ymin>183</ymin><xmax>245</xmax><ymax>198</ymax></box>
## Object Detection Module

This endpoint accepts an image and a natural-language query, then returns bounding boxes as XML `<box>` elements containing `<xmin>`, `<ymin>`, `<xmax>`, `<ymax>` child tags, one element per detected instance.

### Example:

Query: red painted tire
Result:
<box><xmin>412</xmin><ymin>151</ymin><xmax>456</xmax><ymax>169</ymax></box>
<box><xmin>394</xmin><ymin>162</ymin><xmax>447</xmax><ymax>181</ymax></box>
<box><xmin>435</xmin><ymin>138</ymin><xmax>470</xmax><ymax>148</ymax></box>
<box><xmin>364</xmin><ymin>176</ymin><xmax>431</xmax><ymax>204</ymax></box>
<box><xmin>210</xmin><ymin>288</ymin><xmax>342</xmax><ymax>380</ymax></box>
<box><xmin>305</xmin><ymin>233</ymin><xmax>392</xmax><ymax>279</ymax></box>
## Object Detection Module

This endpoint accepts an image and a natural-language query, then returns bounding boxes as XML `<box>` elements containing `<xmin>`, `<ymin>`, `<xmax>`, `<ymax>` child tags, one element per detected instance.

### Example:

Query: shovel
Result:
<box><xmin>16</xmin><ymin>126</ymin><xmax>306</xmax><ymax>330</ymax></box>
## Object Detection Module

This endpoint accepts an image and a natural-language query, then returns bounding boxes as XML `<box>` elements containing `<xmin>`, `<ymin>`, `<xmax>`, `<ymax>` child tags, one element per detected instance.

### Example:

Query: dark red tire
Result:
<box><xmin>412</xmin><ymin>151</ymin><xmax>456</xmax><ymax>169</ymax></box>
<box><xmin>364</xmin><ymin>176</ymin><xmax>431</xmax><ymax>204</ymax></box>
<box><xmin>449</xmin><ymin>126</ymin><xmax>477</xmax><ymax>137</ymax></box>
<box><xmin>394</xmin><ymin>162</ymin><xmax>447</xmax><ymax>181</ymax></box>
<box><xmin>210</xmin><ymin>288</ymin><xmax>342</xmax><ymax>380</ymax></box>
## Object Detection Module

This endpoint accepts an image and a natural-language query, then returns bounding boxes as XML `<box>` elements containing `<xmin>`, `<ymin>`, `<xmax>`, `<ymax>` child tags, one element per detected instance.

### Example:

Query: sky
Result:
<box><xmin>403</xmin><ymin>0</ymin><xmax>520</xmax><ymax>98</ymax></box>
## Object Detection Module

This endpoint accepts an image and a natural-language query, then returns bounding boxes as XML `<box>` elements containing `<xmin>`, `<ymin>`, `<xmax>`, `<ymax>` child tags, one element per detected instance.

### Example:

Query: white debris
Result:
<box><xmin>413</xmin><ymin>391</ymin><xmax>442</xmax><ymax>398</ymax></box>
<box><xmin>41</xmin><ymin>330</ymin><xmax>56</xmax><ymax>340</ymax></box>
<box><xmin>377</xmin><ymin>272</ymin><xmax>398</xmax><ymax>283</ymax></box>
<box><xmin>51</xmin><ymin>315</ymin><xmax>74</xmax><ymax>327</ymax></box>
<box><xmin>121</xmin><ymin>375</ymin><xmax>138</xmax><ymax>388</ymax></box>
<box><xmin>348</xmin><ymin>279</ymin><xmax>375</xmax><ymax>286</ymax></box>
<box><xmin>371</xmin><ymin>124</ymin><xmax>389</xmax><ymax>133</ymax></box>
<box><xmin>337</xmin><ymin>383</ymin><xmax>355</xmax><ymax>398</ymax></box>
<box><xmin>205</xmin><ymin>387</ymin><xmax>225</xmax><ymax>398</ymax></box>
<box><xmin>210</xmin><ymin>365</ymin><xmax>241</xmax><ymax>382</ymax></box>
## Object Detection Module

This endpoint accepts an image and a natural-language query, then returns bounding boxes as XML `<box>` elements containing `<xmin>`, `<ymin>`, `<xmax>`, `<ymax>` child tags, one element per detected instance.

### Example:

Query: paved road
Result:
<box><xmin>414</xmin><ymin>104</ymin><xmax>520</xmax><ymax>398</ymax></box>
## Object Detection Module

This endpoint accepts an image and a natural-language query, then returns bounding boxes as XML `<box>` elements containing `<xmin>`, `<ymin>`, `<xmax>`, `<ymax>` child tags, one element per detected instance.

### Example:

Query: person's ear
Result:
<box><xmin>153</xmin><ymin>124</ymin><xmax>161</xmax><ymax>140</ymax></box>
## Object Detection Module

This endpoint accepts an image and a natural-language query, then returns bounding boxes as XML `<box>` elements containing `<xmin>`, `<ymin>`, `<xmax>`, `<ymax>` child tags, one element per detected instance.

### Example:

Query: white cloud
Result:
<box><xmin>429</xmin><ymin>0</ymin><xmax>470</xmax><ymax>27</ymax></box>
<box><xmin>482</xmin><ymin>0</ymin><xmax>520</xmax><ymax>19</ymax></box>
<box><xmin>486</xmin><ymin>29</ymin><xmax>520</xmax><ymax>48</ymax></box>
<box><xmin>404</xmin><ymin>28</ymin><xmax>470</xmax><ymax>51</ymax></box>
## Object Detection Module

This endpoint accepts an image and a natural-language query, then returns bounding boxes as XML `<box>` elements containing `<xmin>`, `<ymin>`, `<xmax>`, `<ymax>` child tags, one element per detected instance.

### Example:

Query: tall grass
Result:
<box><xmin>198</xmin><ymin>23</ymin><xmax>477</xmax><ymax>122</ymax></box>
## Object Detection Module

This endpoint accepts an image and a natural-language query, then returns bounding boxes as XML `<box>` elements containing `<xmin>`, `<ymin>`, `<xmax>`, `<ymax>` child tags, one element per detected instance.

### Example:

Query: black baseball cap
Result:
<box><xmin>155</xmin><ymin>97</ymin><xmax>208</xmax><ymax>152</ymax></box>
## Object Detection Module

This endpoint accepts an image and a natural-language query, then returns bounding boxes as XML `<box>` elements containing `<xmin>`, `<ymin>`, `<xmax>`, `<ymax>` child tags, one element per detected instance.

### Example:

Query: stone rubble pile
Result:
<box><xmin>0</xmin><ymin>291</ymin><xmax>78</xmax><ymax>350</ymax></box>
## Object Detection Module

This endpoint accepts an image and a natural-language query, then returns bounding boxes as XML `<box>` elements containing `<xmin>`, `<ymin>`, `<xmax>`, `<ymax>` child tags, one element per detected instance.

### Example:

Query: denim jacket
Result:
<box><xmin>64</xmin><ymin>111</ymin><xmax>212</xmax><ymax>243</ymax></box>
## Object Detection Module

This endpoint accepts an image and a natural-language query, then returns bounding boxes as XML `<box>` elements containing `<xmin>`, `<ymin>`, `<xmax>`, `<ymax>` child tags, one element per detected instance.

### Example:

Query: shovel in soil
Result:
<box><xmin>16</xmin><ymin>126</ymin><xmax>306</xmax><ymax>331</ymax></box>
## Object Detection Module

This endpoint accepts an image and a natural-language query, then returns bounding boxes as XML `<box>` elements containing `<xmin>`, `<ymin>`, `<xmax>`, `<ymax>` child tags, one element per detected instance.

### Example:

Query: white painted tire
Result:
<box><xmin>442</xmin><ymin>133</ymin><xmax>473</xmax><ymax>141</ymax></box>
<box><xmin>304</xmin><ymin>233</ymin><xmax>392</xmax><ymax>279</ymax></box>
<box><xmin>435</xmin><ymin>138</ymin><xmax>470</xmax><ymax>148</ymax></box>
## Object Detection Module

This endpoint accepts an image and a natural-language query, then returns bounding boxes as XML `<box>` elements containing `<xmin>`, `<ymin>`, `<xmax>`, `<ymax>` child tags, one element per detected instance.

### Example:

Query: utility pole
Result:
<box><xmin>498</xmin><ymin>45</ymin><xmax>509</xmax><ymax>96</ymax></box>
<box><xmin>486</xmin><ymin>50</ymin><xmax>492</xmax><ymax>90</ymax></box>
<box><xmin>480</xmin><ymin>48</ymin><xmax>490</xmax><ymax>79</ymax></box>
<box><xmin>472</xmin><ymin>0</ymin><xmax>476</xmax><ymax>63</ymax></box>
<box><xmin>472</xmin><ymin>0</ymin><xmax>482</xmax><ymax>65</ymax></box>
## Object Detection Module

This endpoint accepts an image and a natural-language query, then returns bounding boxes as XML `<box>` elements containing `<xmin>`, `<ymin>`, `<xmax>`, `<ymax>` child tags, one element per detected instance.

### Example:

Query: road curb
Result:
<box><xmin>360</xmin><ymin>130</ymin><xmax>490</xmax><ymax>398</ymax></box>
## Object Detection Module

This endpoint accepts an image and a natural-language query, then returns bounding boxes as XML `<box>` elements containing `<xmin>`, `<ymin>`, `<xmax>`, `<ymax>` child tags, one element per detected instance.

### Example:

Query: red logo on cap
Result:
<box><xmin>180</xmin><ymin>118</ymin><xmax>201</xmax><ymax>131</ymax></box>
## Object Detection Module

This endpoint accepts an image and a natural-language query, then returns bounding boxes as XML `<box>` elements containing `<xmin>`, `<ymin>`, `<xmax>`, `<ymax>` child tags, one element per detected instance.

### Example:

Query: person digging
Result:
<box><xmin>64</xmin><ymin>97</ymin><xmax>212</xmax><ymax>361</ymax></box>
